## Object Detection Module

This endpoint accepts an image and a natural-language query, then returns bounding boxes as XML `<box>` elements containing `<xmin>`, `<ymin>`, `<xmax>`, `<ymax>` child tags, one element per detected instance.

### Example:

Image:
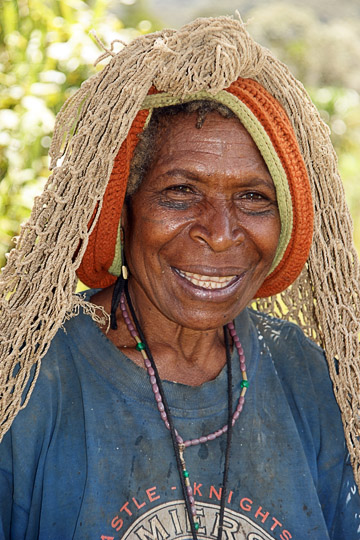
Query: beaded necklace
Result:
<box><xmin>120</xmin><ymin>281</ymin><xmax>249</xmax><ymax>539</ymax></box>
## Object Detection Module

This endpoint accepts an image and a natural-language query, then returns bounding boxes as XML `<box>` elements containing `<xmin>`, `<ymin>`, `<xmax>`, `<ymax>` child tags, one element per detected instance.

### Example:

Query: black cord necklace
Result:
<box><xmin>121</xmin><ymin>279</ymin><xmax>234</xmax><ymax>539</ymax></box>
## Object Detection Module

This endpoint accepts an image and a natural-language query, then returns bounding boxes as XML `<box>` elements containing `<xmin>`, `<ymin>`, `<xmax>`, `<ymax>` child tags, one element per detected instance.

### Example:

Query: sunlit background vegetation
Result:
<box><xmin>1</xmin><ymin>0</ymin><xmax>360</xmax><ymax>271</ymax></box>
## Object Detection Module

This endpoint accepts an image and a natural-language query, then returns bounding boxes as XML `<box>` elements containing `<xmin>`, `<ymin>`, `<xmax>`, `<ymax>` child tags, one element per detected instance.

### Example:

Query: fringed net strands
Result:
<box><xmin>1</xmin><ymin>15</ymin><xmax>360</xmax><ymax>488</ymax></box>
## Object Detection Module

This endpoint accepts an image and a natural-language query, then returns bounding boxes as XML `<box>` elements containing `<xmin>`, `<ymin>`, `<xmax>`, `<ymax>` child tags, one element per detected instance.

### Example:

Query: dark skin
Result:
<box><xmin>92</xmin><ymin>112</ymin><xmax>281</xmax><ymax>385</ymax></box>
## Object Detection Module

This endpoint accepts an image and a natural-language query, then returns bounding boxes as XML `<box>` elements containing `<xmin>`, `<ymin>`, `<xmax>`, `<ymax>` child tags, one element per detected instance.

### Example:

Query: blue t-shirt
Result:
<box><xmin>0</xmin><ymin>291</ymin><xmax>359</xmax><ymax>539</ymax></box>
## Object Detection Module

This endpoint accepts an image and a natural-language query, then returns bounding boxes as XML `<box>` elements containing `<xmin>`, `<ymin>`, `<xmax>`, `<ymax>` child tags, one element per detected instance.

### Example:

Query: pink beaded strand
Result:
<box><xmin>119</xmin><ymin>293</ymin><xmax>249</xmax><ymax>446</ymax></box>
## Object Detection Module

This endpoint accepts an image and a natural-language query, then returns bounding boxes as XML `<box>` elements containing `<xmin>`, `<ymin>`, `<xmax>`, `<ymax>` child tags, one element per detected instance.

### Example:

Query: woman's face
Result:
<box><xmin>123</xmin><ymin>111</ymin><xmax>281</xmax><ymax>330</ymax></box>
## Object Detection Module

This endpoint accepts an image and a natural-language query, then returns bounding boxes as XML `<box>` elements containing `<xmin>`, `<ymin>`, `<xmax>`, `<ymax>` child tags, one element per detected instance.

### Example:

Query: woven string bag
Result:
<box><xmin>0</xmin><ymin>15</ymin><xmax>359</xmax><ymax>489</ymax></box>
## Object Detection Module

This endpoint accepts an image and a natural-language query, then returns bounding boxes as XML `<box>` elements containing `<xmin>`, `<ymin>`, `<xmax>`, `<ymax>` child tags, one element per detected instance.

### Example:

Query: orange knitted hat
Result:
<box><xmin>77</xmin><ymin>78</ymin><xmax>313</xmax><ymax>297</ymax></box>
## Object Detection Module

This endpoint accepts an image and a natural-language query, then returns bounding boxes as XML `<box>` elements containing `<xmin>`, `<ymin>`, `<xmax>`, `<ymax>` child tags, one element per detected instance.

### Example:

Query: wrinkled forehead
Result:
<box><xmin>146</xmin><ymin>110</ymin><xmax>272</xmax><ymax>183</ymax></box>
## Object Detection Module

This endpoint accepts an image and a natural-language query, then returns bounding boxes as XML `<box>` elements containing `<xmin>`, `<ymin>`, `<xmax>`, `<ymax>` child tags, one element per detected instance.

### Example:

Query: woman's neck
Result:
<box><xmin>91</xmin><ymin>281</ymin><xmax>227</xmax><ymax>386</ymax></box>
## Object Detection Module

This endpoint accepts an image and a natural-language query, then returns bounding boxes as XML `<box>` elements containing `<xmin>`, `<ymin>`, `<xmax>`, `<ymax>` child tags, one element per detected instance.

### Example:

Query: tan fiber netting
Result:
<box><xmin>1</xmin><ymin>15</ymin><xmax>360</xmax><ymax>488</ymax></box>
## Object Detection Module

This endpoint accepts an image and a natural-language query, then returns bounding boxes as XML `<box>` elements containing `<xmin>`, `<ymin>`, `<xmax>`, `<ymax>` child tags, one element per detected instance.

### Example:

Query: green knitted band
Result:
<box><xmin>109</xmin><ymin>220</ymin><xmax>122</xmax><ymax>275</ymax></box>
<box><xmin>110</xmin><ymin>90</ymin><xmax>294</xmax><ymax>277</ymax></box>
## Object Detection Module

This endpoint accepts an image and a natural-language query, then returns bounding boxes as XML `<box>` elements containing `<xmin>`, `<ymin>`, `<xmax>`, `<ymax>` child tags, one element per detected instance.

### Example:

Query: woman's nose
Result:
<box><xmin>189</xmin><ymin>200</ymin><xmax>245</xmax><ymax>252</ymax></box>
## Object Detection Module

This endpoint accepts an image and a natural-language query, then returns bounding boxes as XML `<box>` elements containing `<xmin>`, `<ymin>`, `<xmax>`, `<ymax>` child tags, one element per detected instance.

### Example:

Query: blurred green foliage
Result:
<box><xmin>1</xmin><ymin>0</ymin><xmax>360</xmax><ymax>272</ymax></box>
<box><xmin>310</xmin><ymin>87</ymin><xmax>360</xmax><ymax>251</ymax></box>
<box><xmin>0</xmin><ymin>0</ymin><xmax>159</xmax><ymax>269</ymax></box>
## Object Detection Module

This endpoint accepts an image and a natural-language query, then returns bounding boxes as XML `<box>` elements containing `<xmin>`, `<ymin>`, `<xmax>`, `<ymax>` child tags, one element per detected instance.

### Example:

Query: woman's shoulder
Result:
<box><xmin>7</xmin><ymin>291</ymin><xmax>105</xmax><ymax>431</ymax></box>
<box><xmin>36</xmin><ymin>294</ymin><xmax>99</xmax><ymax>373</ymax></box>
<box><xmin>247</xmin><ymin>308</ymin><xmax>325</xmax><ymax>361</ymax></box>
<box><xmin>40</xmin><ymin>288</ymin><xmax>103</xmax><ymax>361</ymax></box>
<box><xmin>245</xmin><ymin>309</ymin><xmax>346</xmax><ymax>467</ymax></box>
<box><xmin>246</xmin><ymin>308</ymin><xmax>335</xmax><ymax>409</ymax></box>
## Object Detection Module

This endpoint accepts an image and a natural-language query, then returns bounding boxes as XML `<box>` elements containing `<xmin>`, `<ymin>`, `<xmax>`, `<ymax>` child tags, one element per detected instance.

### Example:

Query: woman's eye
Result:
<box><xmin>159</xmin><ymin>184</ymin><xmax>198</xmax><ymax>208</ymax></box>
<box><xmin>236</xmin><ymin>191</ymin><xmax>275</xmax><ymax>212</ymax></box>
<box><xmin>168</xmin><ymin>185</ymin><xmax>193</xmax><ymax>192</ymax></box>
<box><xmin>164</xmin><ymin>185</ymin><xmax>196</xmax><ymax>197</ymax></box>
<box><xmin>241</xmin><ymin>192</ymin><xmax>267</xmax><ymax>201</ymax></box>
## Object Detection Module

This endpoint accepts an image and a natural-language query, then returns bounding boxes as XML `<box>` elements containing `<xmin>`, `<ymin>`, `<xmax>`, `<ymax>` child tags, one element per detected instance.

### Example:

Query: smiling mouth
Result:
<box><xmin>174</xmin><ymin>268</ymin><xmax>239</xmax><ymax>290</ymax></box>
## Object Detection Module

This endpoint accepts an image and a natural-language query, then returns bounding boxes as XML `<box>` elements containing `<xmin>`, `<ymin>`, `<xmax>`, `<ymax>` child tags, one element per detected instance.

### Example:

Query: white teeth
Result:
<box><xmin>177</xmin><ymin>269</ymin><xmax>237</xmax><ymax>290</ymax></box>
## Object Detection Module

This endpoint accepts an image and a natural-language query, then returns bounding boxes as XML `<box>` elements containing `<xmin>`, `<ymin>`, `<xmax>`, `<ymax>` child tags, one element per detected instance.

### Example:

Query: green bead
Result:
<box><xmin>136</xmin><ymin>342</ymin><xmax>146</xmax><ymax>351</ymax></box>
<box><xmin>183</xmin><ymin>470</ymin><xmax>189</xmax><ymax>478</ymax></box>
<box><xmin>194</xmin><ymin>522</ymin><xmax>200</xmax><ymax>531</ymax></box>
<box><xmin>240</xmin><ymin>380</ymin><xmax>249</xmax><ymax>388</ymax></box>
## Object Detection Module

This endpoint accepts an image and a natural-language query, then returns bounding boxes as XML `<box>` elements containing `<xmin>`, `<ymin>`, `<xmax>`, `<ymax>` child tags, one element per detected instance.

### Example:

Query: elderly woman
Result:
<box><xmin>0</xmin><ymin>16</ymin><xmax>360</xmax><ymax>540</ymax></box>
